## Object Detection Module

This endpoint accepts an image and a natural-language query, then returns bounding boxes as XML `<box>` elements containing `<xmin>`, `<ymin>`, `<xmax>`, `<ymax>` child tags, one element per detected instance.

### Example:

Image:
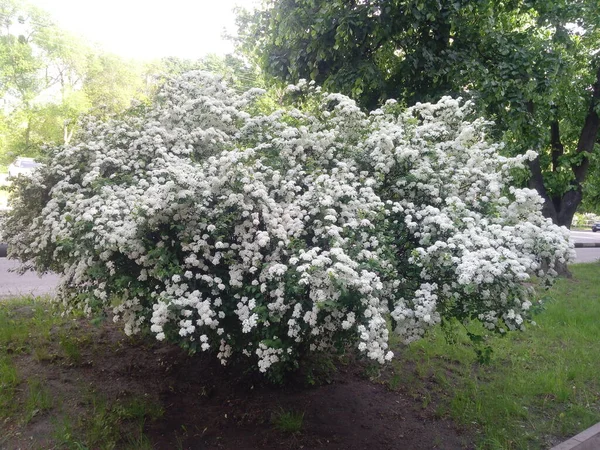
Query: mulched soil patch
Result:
<box><xmin>2</xmin><ymin>315</ymin><xmax>474</xmax><ymax>449</ymax></box>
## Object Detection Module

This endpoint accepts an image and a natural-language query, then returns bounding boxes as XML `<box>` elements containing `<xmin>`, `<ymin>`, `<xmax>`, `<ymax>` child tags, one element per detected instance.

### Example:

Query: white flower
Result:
<box><xmin>4</xmin><ymin>72</ymin><xmax>572</xmax><ymax>376</ymax></box>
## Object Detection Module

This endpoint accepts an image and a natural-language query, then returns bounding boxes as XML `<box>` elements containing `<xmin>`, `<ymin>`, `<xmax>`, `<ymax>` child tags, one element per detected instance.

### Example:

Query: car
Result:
<box><xmin>8</xmin><ymin>157</ymin><xmax>41</xmax><ymax>178</ymax></box>
<box><xmin>592</xmin><ymin>222</ymin><xmax>600</xmax><ymax>232</ymax></box>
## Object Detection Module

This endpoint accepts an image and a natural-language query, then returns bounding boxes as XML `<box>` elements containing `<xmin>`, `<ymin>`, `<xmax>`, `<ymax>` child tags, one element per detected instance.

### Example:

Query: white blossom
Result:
<box><xmin>3</xmin><ymin>72</ymin><xmax>573</xmax><ymax>375</ymax></box>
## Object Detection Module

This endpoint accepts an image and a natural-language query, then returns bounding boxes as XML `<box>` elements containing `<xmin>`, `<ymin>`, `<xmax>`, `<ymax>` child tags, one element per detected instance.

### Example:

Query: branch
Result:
<box><xmin>572</xmin><ymin>63</ymin><xmax>600</xmax><ymax>184</ymax></box>
<box><xmin>528</xmin><ymin>156</ymin><xmax>558</xmax><ymax>222</ymax></box>
<box><xmin>550</xmin><ymin>106</ymin><xmax>563</xmax><ymax>173</ymax></box>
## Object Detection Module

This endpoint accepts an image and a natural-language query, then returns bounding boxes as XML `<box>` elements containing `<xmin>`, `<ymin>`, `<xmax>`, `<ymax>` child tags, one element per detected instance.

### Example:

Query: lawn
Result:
<box><xmin>0</xmin><ymin>264</ymin><xmax>598</xmax><ymax>449</ymax></box>
<box><xmin>390</xmin><ymin>263</ymin><xmax>600</xmax><ymax>449</ymax></box>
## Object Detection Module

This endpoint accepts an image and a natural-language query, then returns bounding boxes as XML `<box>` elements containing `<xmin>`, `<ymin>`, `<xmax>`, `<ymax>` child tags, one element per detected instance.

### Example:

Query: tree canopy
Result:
<box><xmin>237</xmin><ymin>0</ymin><xmax>600</xmax><ymax>225</ymax></box>
<box><xmin>0</xmin><ymin>0</ymin><xmax>147</xmax><ymax>165</ymax></box>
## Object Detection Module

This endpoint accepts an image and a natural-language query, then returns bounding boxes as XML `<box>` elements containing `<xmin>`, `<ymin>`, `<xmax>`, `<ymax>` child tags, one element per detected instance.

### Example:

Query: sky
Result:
<box><xmin>27</xmin><ymin>0</ymin><xmax>260</xmax><ymax>60</ymax></box>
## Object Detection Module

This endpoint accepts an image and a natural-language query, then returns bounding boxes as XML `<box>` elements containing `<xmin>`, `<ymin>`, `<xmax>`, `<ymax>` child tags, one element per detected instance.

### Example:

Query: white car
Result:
<box><xmin>8</xmin><ymin>157</ymin><xmax>41</xmax><ymax>178</ymax></box>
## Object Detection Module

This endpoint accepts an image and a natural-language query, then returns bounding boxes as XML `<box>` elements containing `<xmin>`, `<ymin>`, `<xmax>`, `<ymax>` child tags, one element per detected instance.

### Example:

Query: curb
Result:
<box><xmin>550</xmin><ymin>422</ymin><xmax>600</xmax><ymax>450</ymax></box>
<box><xmin>574</xmin><ymin>242</ymin><xmax>600</xmax><ymax>248</ymax></box>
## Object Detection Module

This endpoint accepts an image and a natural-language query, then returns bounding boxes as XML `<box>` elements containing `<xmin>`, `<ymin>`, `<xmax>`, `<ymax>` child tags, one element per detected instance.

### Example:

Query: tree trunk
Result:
<box><xmin>63</xmin><ymin>124</ymin><xmax>73</xmax><ymax>145</ymax></box>
<box><xmin>558</xmin><ymin>64</ymin><xmax>600</xmax><ymax>227</ymax></box>
<box><xmin>550</xmin><ymin>116</ymin><xmax>563</xmax><ymax>172</ymax></box>
<box><xmin>556</xmin><ymin>189</ymin><xmax>582</xmax><ymax>228</ymax></box>
<box><xmin>535</xmin><ymin>63</ymin><xmax>600</xmax><ymax>228</ymax></box>
<box><xmin>528</xmin><ymin>156</ymin><xmax>558</xmax><ymax>223</ymax></box>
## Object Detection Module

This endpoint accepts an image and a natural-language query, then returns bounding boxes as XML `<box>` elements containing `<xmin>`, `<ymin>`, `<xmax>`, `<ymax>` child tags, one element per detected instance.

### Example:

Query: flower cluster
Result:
<box><xmin>0</xmin><ymin>210</ymin><xmax>6</xmax><ymax>242</ymax></box>
<box><xmin>4</xmin><ymin>73</ymin><xmax>574</xmax><ymax>375</ymax></box>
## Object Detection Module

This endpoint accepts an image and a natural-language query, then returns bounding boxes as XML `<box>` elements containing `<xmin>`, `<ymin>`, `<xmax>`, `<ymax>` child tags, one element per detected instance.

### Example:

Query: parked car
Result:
<box><xmin>592</xmin><ymin>222</ymin><xmax>600</xmax><ymax>232</ymax></box>
<box><xmin>8</xmin><ymin>157</ymin><xmax>41</xmax><ymax>178</ymax></box>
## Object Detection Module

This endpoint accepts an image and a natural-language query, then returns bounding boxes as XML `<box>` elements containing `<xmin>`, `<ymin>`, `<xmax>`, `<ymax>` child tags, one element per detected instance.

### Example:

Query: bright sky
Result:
<box><xmin>27</xmin><ymin>0</ymin><xmax>260</xmax><ymax>60</ymax></box>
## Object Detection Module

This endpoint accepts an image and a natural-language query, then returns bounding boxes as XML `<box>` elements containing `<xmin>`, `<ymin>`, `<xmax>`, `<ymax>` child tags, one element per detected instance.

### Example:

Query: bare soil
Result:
<box><xmin>2</xmin><ymin>314</ymin><xmax>474</xmax><ymax>450</ymax></box>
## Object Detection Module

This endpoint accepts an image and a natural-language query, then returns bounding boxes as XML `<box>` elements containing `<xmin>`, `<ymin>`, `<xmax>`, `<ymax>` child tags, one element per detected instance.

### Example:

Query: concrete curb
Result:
<box><xmin>550</xmin><ymin>422</ymin><xmax>600</xmax><ymax>450</ymax></box>
<box><xmin>574</xmin><ymin>242</ymin><xmax>600</xmax><ymax>248</ymax></box>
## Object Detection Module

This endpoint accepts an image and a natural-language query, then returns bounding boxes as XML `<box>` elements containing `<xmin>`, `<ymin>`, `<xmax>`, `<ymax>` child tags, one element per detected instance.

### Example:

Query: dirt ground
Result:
<box><xmin>2</xmin><ymin>314</ymin><xmax>474</xmax><ymax>450</ymax></box>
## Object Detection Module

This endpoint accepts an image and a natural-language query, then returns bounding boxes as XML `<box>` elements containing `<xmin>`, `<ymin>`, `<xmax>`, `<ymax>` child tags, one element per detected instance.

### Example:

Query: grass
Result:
<box><xmin>65</xmin><ymin>392</ymin><xmax>164</xmax><ymax>449</ymax></box>
<box><xmin>0</xmin><ymin>297</ymin><xmax>161</xmax><ymax>448</ymax></box>
<box><xmin>58</xmin><ymin>332</ymin><xmax>83</xmax><ymax>364</ymax></box>
<box><xmin>0</xmin><ymin>297</ymin><xmax>61</xmax><ymax>421</ymax></box>
<box><xmin>0</xmin><ymin>355</ymin><xmax>20</xmax><ymax>417</ymax></box>
<box><xmin>272</xmin><ymin>408</ymin><xmax>305</xmax><ymax>434</ymax></box>
<box><xmin>24</xmin><ymin>378</ymin><xmax>53</xmax><ymax>423</ymax></box>
<box><xmin>0</xmin><ymin>297</ymin><xmax>60</xmax><ymax>350</ymax></box>
<box><xmin>50</xmin><ymin>390</ymin><xmax>163</xmax><ymax>449</ymax></box>
<box><xmin>390</xmin><ymin>263</ymin><xmax>600</xmax><ymax>449</ymax></box>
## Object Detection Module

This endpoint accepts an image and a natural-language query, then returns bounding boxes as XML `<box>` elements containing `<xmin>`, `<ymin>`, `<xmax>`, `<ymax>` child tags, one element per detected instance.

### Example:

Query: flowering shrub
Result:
<box><xmin>0</xmin><ymin>210</ymin><xmax>6</xmax><ymax>243</ymax></box>
<box><xmin>5</xmin><ymin>73</ymin><xmax>574</xmax><ymax>376</ymax></box>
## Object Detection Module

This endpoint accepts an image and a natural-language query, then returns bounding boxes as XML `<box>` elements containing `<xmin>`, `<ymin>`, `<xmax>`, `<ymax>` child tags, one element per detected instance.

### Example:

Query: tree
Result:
<box><xmin>0</xmin><ymin>0</ymin><xmax>148</xmax><ymax>165</ymax></box>
<box><xmin>1</xmin><ymin>0</ymin><xmax>86</xmax><ymax>159</ymax></box>
<box><xmin>149</xmin><ymin>53</ymin><xmax>265</xmax><ymax>93</ymax></box>
<box><xmin>5</xmin><ymin>73</ymin><xmax>572</xmax><ymax>377</ymax></box>
<box><xmin>82</xmin><ymin>52</ymin><xmax>147</xmax><ymax>120</ymax></box>
<box><xmin>237</xmin><ymin>0</ymin><xmax>600</xmax><ymax>227</ymax></box>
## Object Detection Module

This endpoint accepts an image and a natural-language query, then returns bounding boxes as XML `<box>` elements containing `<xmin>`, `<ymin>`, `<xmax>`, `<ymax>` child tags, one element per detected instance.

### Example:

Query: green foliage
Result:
<box><xmin>239</xmin><ymin>1</ymin><xmax>520</xmax><ymax>108</ymax></box>
<box><xmin>237</xmin><ymin>0</ymin><xmax>600</xmax><ymax>226</ymax></box>
<box><xmin>154</xmin><ymin>54</ymin><xmax>263</xmax><ymax>92</ymax></box>
<box><xmin>301</xmin><ymin>353</ymin><xmax>337</xmax><ymax>386</ymax></box>
<box><xmin>581</xmin><ymin>150</ymin><xmax>600</xmax><ymax>213</ymax></box>
<box><xmin>0</xmin><ymin>0</ymin><xmax>149</xmax><ymax>165</ymax></box>
<box><xmin>83</xmin><ymin>53</ymin><xmax>148</xmax><ymax>120</ymax></box>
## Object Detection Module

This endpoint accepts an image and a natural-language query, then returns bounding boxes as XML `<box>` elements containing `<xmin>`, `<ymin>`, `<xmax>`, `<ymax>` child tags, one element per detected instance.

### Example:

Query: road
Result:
<box><xmin>0</xmin><ymin>257</ymin><xmax>59</xmax><ymax>298</ymax></box>
<box><xmin>0</xmin><ymin>230</ymin><xmax>599</xmax><ymax>298</ymax></box>
<box><xmin>574</xmin><ymin>248</ymin><xmax>600</xmax><ymax>263</ymax></box>
<box><xmin>571</xmin><ymin>230</ymin><xmax>600</xmax><ymax>263</ymax></box>
<box><xmin>570</xmin><ymin>229</ymin><xmax>600</xmax><ymax>244</ymax></box>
